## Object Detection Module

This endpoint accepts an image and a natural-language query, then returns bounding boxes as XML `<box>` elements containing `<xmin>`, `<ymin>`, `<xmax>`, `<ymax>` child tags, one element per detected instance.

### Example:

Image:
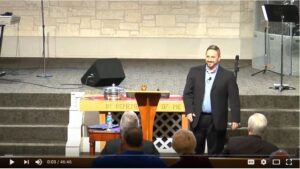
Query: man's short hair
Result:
<box><xmin>120</xmin><ymin>111</ymin><xmax>140</xmax><ymax>137</ymax></box>
<box><xmin>172</xmin><ymin>129</ymin><xmax>196</xmax><ymax>155</ymax></box>
<box><xmin>248</xmin><ymin>113</ymin><xmax>268</xmax><ymax>136</ymax></box>
<box><xmin>206</xmin><ymin>45</ymin><xmax>221</xmax><ymax>57</ymax></box>
<box><xmin>123</xmin><ymin>127</ymin><xmax>143</xmax><ymax>148</ymax></box>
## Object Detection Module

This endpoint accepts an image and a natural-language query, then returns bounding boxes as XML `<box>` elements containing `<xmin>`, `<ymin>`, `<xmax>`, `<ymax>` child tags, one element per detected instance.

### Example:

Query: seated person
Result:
<box><xmin>222</xmin><ymin>113</ymin><xmax>278</xmax><ymax>156</ymax></box>
<box><xmin>101</xmin><ymin>110</ymin><xmax>159</xmax><ymax>155</ymax></box>
<box><xmin>170</xmin><ymin>129</ymin><xmax>212</xmax><ymax>168</ymax></box>
<box><xmin>92</xmin><ymin>127</ymin><xmax>166</xmax><ymax>168</ymax></box>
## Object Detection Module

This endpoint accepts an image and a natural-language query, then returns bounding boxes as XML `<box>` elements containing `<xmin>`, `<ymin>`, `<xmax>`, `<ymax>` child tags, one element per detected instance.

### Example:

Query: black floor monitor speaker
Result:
<box><xmin>81</xmin><ymin>58</ymin><xmax>125</xmax><ymax>87</ymax></box>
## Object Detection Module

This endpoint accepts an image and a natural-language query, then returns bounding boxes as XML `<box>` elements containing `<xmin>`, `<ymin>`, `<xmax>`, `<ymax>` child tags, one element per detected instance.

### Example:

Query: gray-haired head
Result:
<box><xmin>172</xmin><ymin>129</ymin><xmax>196</xmax><ymax>155</ymax></box>
<box><xmin>248</xmin><ymin>113</ymin><xmax>268</xmax><ymax>137</ymax></box>
<box><xmin>120</xmin><ymin>110</ymin><xmax>140</xmax><ymax>137</ymax></box>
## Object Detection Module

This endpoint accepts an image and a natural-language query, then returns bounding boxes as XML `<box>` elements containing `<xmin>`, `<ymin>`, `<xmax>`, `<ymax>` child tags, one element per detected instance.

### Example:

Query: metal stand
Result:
<box><xmin>273</xmin><ymin>15</ymin><xmax>292</xmax><ymax>92</ymax></box>
<box><xmin>0</xmin><ymin>25</ymin><xmax>6</xmax><ymax>77</ymax></box>
<box><xmin>233</xmin><ymin>55</ymin><xmax>239</xmax><ymax>81</ymax></box>
<box><xmin>37</xmin><ymin>0</ymin><xmax>52</xmax><ymax>78</ymax></box>
<box><xmin>261</xmin><ymin>4</ymin><xmax>298</xmax><ymax>92</ymax></box>
<box><xmin>0</xmin><ymin>71</ymin><xmax>6</xmax><ymax>77</ymax></box>
<box><xmin>251</xmin><ymin>26</ymin><xmax>280</xmax><ymax>76</ymax></box>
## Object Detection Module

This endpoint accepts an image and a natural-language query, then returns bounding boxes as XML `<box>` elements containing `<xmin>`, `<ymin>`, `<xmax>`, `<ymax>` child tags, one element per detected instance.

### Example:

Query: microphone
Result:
<box><xmin>235</xmin><ymin>55</ymin><xmax>239</xmax><ymax>71</ymax></box>
<box><xmin>234</xmin><ymin>55</ymin><xmax>239</xmax><ymax>79</ymax></box>
<box><xmin>206</xmin><ymin>77</ymin><xmax>212</xmax><ymax>83</ymax></box>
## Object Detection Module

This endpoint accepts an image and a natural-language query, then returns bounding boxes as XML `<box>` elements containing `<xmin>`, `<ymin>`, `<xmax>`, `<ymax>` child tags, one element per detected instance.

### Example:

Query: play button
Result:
<box><xmin>9</xmin><ymin>159</ymin><xmax>14</xmax><ymax>165</ymax></box>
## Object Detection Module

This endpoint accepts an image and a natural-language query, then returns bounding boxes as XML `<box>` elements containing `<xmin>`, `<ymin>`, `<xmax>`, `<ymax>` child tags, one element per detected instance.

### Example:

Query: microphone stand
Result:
<box><xmin>274</xmin><ymin>15</ymin><xmax>291</xmax><ymax>92</ymax></box>
<box><xmin>37</xmin><ymin>0</ymin><xmax>52</xmax><ymax>78</ymax></box>
<box><xmin>0</xmin><ymin>24</ymin><xmax>6</xmax><ymax>77</ymax></box>
<box><xmin>233</xmin><ymin>55</ymin><xmax>239</xmax><ymax>81</ymax></box>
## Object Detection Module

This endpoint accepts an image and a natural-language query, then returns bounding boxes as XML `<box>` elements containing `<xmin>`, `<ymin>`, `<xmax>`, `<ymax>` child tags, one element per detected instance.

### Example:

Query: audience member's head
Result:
<box><xmin>270</xmin><ymin>149</ymin><xmax>289</xmax><ymax>158</ymax></box>
<box><xmin>93</xmin><ymin>126</ymin><xmax>166</xmax><ymax>168</ymax></box>
<box><xmin>172</xmin><ymin>129</ymin><xmax>196</xmax><ymax>155</ymax></box>
<box><xmin>268</xmin><ymin>149</ymin><xmax>290</xmax><ymax>167</ymax></box>
<box><xmin>120</xmin><ymin>111</ymin><xmax>140</xmax><ymax>137</ymax></box>
<box><xmin>248</xmin><ymin>113</ymin><xmax>267</xmax><ymax>137</ymax></box>
<box><xmin>121</xmin><ymin>127</ymin><xmax>143</xmax><ymax>151</ymax></box>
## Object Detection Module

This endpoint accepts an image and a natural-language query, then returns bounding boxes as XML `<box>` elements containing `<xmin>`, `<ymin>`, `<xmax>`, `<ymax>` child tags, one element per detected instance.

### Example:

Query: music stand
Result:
<box><xmin>262</xmin><ymin>4</ymin><xmax>299</xmax><ymax>92</ymax></box>
<box><xmin>251</xmin><ymin>25</ymin><xmax>280</xmax><ymax>76</ymax></box>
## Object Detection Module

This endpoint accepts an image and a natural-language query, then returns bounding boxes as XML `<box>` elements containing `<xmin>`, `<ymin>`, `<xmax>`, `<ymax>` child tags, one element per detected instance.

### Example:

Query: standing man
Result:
<box><xmin>183</xmin><ymin>45</ymin><xmax>240</xmax><ymax>155</ymax></box>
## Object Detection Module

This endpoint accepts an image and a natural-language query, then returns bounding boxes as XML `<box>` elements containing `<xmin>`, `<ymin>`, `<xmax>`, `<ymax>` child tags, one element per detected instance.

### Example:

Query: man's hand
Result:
<box><xmin>187</xmin><ymin>113</ymin><xmax>196</xmax><ymax>122</ymax></box>
<box><xmin>231</xmin><ymin>122</ymin><xmax>239</xmax><ymax>130</ymax></box>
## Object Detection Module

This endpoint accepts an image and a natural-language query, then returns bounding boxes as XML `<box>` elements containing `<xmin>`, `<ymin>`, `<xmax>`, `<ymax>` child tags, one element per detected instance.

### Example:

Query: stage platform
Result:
<box><xmin>0</xmin><ymin>58</ymin><xmax>299</xmax><ymax>157</ymax></box>
<box><xmin>0</xmin><ymin>58</ymin><xmax>299</xmax><ymax>95</ymax></box>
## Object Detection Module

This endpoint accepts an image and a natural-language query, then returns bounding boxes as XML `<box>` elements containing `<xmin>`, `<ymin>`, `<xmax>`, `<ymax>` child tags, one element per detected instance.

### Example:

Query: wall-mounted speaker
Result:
<box><xmin>81</xmin><ymin>58</ymin><xmax>125</xmax><ymax>87</ymax></box>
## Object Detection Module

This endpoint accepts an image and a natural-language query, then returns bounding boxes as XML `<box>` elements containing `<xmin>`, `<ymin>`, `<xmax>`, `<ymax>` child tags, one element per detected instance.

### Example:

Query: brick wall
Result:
<box><xmin>1</xmin><ymin>0</ymin><xmax>254</xmax><ymax>38</ymax></box>
<box><xmin>0</xmin><ymin>0</ymin><xmax>254</xmax><ymax>59</ymax></box>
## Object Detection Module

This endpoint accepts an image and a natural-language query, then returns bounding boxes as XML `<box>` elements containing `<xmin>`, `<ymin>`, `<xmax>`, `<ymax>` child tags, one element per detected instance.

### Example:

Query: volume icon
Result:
<box><xmin>35</xmin><ymin>159</ymin><xmax>43</xmax><ymax>166</ymax></box>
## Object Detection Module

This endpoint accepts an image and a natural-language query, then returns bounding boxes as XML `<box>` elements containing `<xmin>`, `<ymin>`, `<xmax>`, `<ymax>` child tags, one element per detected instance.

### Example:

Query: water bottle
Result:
<box><xmin>106</xmin><ymin>112</ymin><xmax>112</xmax><ymax>130</ymax></box>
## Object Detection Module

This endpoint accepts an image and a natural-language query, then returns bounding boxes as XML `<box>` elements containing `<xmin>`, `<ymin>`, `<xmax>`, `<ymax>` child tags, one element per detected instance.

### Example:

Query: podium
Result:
<box><xmin>127</xmin><ymin>91</ymin><xmax>170</xmax><ymax>141</ymax></box>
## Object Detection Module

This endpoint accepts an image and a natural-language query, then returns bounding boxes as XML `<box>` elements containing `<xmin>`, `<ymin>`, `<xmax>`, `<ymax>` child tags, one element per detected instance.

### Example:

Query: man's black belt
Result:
<box><xmin>201</xmin><ymin>112</ymin><xmax>212</xmax><ymax>115</ymax></box>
